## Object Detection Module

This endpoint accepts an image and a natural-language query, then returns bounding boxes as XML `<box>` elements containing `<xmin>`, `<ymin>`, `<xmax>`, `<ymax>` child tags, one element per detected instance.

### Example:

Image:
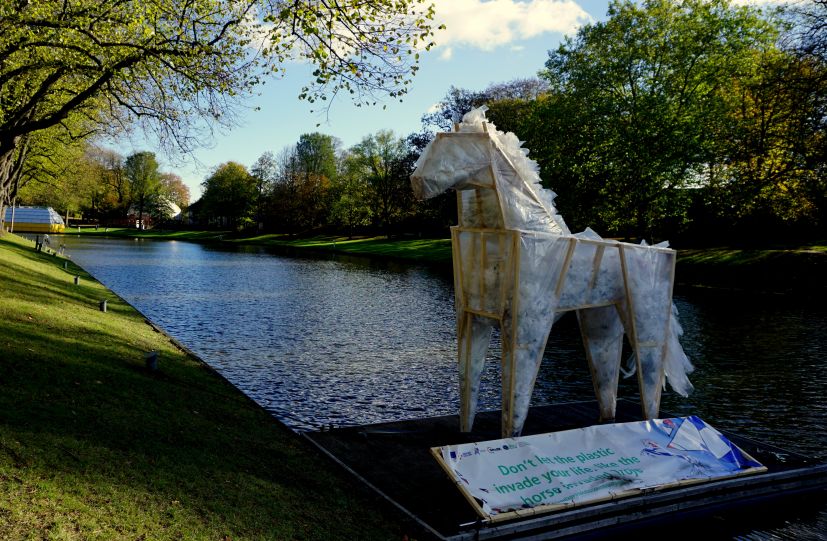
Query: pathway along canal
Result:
<box><xmin>59</xmin><ymin>235</ymin><xmax>826</xmax><ymax>538</ymax></box>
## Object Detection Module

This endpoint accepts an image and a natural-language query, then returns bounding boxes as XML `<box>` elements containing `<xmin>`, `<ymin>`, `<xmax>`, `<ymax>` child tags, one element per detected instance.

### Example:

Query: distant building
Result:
<box><xmin>114</xmin><ymin>198</ymin><xmax>183</xmax><ymax>229</ymax></box>
<box><xmin>3</xmin><ymin>206</ymin><xmax>65</xmax><ymax>233</ymax></box>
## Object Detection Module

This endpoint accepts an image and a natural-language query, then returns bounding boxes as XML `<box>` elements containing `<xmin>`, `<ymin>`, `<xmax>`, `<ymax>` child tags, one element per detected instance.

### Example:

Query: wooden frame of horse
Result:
<box><xmin>450</xmin><ymin>131</ymin><xmax>678</xmax><ymax>437</ymax></box>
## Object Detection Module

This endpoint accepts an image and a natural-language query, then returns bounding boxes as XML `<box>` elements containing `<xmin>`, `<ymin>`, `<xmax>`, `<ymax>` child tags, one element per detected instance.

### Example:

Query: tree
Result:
<box><xmin>296</xmin><ymin>133</ymin><xmax>339</xmax><ymax>185</ymax></box>
<box><xmin>9</xmin><ymin>124</ymin><xmax>94</xmax><ymax>224</ymax></box>
<box><xmin>540</xmin><ymin>0</ymin><xmax>779</xmax><ymax>239</ymax></box>
<box><xmin>295</xmin><ymin>133</ymin><xmax>338</xmax><ymax>228</ymax></box>
<box><xmin>251</xmin><ymin>151</ymin><xmax>278</xmax><ymax>229</ymax></box>
<box><xmin>124</xmin><ymin>152</ymin><xmax>161</xmax><ymax>230</ymax></box>
<box><xmin>703</xmin><ymin>47</ymin><xmax>824</xmax><ymax>231</ymax></box>
<box><xmin>348</xmin><ymin>130</ymin><xmax>411</xmax><ymax>234</ymax></box>
<box><xmin>266</xmin><ymin>134</ymin><xmax>339</xmax><ymax>232</ymax></box>
<box><xmin>0</xmin><ymin>0</ymin><xmax>439</xmax><ymax>234</ymax></box>
<box><xmin>333</xmin><ymin>153</ymin><xmax>374</xmax><ymax>238</ymax></box>
<box><xmin>199</xmin><ymin>162</ymin><xmax>257</xmax><ymax>229</ymax></box>
<box><xmin>422</xmin><ymin>86</ymin><xmax>488</xmax><ymax>132</ymax></box>
<box><xmin>796</xmin><ymin>0</ymin><xmax>827</xmax><ymax>65</ymax></box>
<box><xmin>422</xmin><ymin>79</ymin><xmax>551</xmax><ymax>133</ymax></box>
<box><xmin>160</xmin><ymin>173</ymin><xmax>190</xmax><ymax>210</ymax></box>
<box><xmin>86</xmin><ymin>146</ymin><xmax>128</xmax><ymax>218</ymax></box>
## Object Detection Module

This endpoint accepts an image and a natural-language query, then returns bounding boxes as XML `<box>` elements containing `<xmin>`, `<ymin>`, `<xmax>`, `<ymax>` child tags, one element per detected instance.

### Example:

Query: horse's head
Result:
<box><xmin>411</xmin><ymin>106</ymin><xmax>569</xmax><ymax>234</ymax></box>
<box><xmin>410</xmin><ymin>131</ymin><xmax>496</xmax><ymax>199</ymax></box>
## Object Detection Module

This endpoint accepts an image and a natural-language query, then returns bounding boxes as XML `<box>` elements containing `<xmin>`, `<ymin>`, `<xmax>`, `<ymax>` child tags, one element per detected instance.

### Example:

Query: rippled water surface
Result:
<box><xmin>59</xmin><ymin>236</ymin><xmax>826</xmax><ymax>538</ymax></box>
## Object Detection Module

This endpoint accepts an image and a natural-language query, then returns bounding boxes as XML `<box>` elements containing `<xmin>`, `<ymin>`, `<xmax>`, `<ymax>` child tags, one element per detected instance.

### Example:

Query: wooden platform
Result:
<box><xmin>304</xmin><ymin>400</ymin><xmax>827</xmax><ymax>540</ymax></box>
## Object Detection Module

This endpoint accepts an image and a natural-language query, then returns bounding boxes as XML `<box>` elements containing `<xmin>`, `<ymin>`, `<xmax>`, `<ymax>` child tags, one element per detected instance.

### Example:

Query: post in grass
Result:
<box><xmin>145</xmin><ymin>351</ymin><xmax>158</xmax><ymax>372</ymax></box>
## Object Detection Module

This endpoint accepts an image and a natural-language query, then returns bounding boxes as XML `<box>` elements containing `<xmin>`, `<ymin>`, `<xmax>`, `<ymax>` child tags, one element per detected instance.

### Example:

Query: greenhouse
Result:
<box><xmin>3</xmin><ymin>206</ymin><xmax>65</xmax><ymax>233</ymax></box>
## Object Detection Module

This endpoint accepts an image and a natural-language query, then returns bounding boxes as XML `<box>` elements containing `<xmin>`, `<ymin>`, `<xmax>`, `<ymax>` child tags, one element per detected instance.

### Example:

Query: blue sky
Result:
<box><xmin>112</xmin><ymin>0</ymin><xmax>776</xmax><ymax>200</ymax></box>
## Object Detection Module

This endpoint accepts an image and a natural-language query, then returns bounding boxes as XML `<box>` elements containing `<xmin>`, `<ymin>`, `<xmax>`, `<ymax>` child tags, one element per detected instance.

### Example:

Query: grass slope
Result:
<box><xmin>71</xmin><ymin>228</ymin><xmax>453</xmax><ymax>265</ymax></box>
<box><xmin>0</xmin><ymin>233</ymin><xmax>406</xmax><ymax>540</ymax></box>
<box><xmin>71</xmin><ymin>227</ymin><xmax>827</xmax><ymax>292</ymax></box>
<box><xmin>677</xmin><ymin>246</ymin><xmax>827</xmax><ymax>293</ymax></box>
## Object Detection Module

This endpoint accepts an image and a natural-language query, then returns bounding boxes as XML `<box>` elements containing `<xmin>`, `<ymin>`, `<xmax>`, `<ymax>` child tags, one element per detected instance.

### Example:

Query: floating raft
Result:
<box><xmin>304</xmin><ymin>400</ymin><xmax>827</xmax><ymax>540</ymax></box>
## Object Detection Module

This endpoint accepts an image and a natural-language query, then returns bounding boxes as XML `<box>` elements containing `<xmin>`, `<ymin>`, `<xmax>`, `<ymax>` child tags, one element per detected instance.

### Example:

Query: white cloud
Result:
<box><xmin>440</xmin><ymin>47</ymin><xmax>454</xmax><ymax>61</ymax></box>
<box><xmin>430</xmin><ymin>0</ymin><xmax>591</xmax><ymax>52</ymax></box>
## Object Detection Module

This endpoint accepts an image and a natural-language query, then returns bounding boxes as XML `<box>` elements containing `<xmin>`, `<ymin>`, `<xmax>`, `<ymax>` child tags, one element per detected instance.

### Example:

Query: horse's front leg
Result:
<box><xmin>458</xmin><ymin>312</ymin><xmax>494</xmax><ymax>432</ymax></box>
<box><xmin>499</xmin><ymin>235</ymin><xmax>575</xmax><ymax>437</ymax></box>
<box><xmin>500</xmin><ymin>308</ymin><xmax>553</xmax><ymax>438</ymax></box>
<box><xmin>577</xmin><ymin>305</ymin><xmax>625</xmax><ymax>422</ymax></box>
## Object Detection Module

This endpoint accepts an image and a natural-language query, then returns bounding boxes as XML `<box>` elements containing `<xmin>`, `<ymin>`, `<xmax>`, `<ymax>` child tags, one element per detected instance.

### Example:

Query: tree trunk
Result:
<box><xmin>0</xmin><ymin>142</ymin><xmax>16</xmax><ymax>237</ymax></box>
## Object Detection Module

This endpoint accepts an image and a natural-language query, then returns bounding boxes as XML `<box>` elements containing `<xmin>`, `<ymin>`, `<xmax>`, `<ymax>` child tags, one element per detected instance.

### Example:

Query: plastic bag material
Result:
<box><xmin>501</xmin><ymin>232</ymin><xmax>572</xmax><ymax>437</ymax></box>
<box><xmin>411</xmin><ymin>106</ymin><xmax>693</xmax><ymax>438</ymax></box>
<box><xmin>620</xmin><ymin>244</ymin><xmax>676</xmax><ymax>418</ymax></box>
<box><xmin>577</xmin><ymin>305</ymin><xmax>625</xmax><ymax>420</ymax></box>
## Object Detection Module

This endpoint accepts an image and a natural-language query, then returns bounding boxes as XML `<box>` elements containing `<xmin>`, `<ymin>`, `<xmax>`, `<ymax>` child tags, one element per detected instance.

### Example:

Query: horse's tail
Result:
<box><xmin>621</xmin><ymin>302</ymin><xmax>694</xmax><ymax>396</ymax></box>
<box><xmin>664</xmin><ymin>303</ymin><xmax>694</xmax><ymax>397</ymax></box>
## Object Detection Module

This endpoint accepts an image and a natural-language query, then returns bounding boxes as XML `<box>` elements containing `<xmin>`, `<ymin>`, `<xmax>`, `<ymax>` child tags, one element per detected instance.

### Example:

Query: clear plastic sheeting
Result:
<box><xmin>457</xmin><ymin>314</ymin><xmax>494</xmax><ymax>432</ymax></box>
<box><xmin>412</xmin><ymin>133</ymin><xmax>494</xmax><ymax>200</ymax></box>
<box><xmin>577</xmin><ymin>305</ymin><xmax>625</xmax><ymax>420</ymax></box>
<box><xmin>620</xmin><ymin>244</ymin><xmax>678</xmax><ymax>418</ymax></box>
<box><xmin>411</xmin><ymin>106</ymin><xmax>693</xmax><ymax>438</ymax></box>
<box><xmin>502</xmin><ymin>233</ymin><xmax>572</xmax><ymax>436</ymax></box>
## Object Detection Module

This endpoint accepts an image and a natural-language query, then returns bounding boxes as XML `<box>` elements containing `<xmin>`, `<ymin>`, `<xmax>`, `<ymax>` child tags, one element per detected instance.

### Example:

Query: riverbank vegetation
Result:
<box><xmin>67</xmin><ymin>227</ymin><xmax>826</xmax><ymax>293</ymax></box>
<box><xmin>0</xmin><ymin>0</ymin><xmax>440</xmax><ymax>236</ymax></box>
<box><xmin>7</xmin><ymin>1</ymin><xmax>826</xmax><ymax>248</ymax></box>
<box><xmin>0</xmin><ymin>233</ymin><xmax>410</xmax><ymax>539</ymax></box>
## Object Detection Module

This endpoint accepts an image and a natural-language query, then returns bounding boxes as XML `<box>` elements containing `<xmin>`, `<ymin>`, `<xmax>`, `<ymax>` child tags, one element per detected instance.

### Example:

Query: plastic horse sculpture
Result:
<box><xmin>411</xmin><ymin>107</ymin><xmax>693</xmax><ymax>438</ymax></box>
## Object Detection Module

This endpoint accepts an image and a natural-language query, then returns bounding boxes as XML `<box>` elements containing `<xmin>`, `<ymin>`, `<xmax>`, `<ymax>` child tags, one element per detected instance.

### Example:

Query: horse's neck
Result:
<box><xmin>458</xmin><ymin>189</ymin><xmax>504</xmax><ymax>229</ymax></box>
<box><xmin>457</xmin><ymin>185</ymin><xmax>563</xmax><ymax>234</ymax></box>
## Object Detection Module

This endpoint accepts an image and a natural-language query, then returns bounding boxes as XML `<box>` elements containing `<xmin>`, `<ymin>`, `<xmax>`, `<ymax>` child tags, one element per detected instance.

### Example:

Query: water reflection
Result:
<box><xmin>58</xmin><ymin>235</ymin><xmax>827</xmax><ymax>539</ymax></box>
<box><xmin>59</xmin><ymin>236</ymin><xmax>826</xmax><ymax>456</ymax></box>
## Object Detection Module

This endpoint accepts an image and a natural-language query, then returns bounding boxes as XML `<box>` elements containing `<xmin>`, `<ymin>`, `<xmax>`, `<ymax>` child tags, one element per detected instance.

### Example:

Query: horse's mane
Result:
<box><xmin>458</xmin><ymin>106</ymin><xmax>570</xmax><ymax>235</ymax></box>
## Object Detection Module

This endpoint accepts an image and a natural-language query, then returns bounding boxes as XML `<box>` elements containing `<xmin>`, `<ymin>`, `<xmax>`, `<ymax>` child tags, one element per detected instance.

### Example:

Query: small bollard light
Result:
<box><xmin>145</xmin><ymin>351</ymin><xmax>158</xmax><ymax>372</ymax></box>
<box><xmin>99</xmin><ymin>299</ymin><xmax>107</xmax><ymax>312</ymax></box>
<box><xmin>63</xmin><ymin>261</ymin><xmax>68</xmax><ymax>270</ymax></box>
<box><xmin>73</xmin><ymin>275</ymin><xmax>80</xmax><ymax>285</ymax></box>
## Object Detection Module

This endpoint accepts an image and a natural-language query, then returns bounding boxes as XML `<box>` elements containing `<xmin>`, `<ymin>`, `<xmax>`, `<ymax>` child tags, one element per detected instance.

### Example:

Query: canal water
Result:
<box><xmin>59</xmin><ymin>235</ymin><xmax>826</xmax><ymax>538</ymax></box>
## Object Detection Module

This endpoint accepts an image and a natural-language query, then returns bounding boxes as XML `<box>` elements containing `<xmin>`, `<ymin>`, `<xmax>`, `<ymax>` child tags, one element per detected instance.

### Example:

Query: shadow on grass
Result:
<box><xmin>0</xmin><ymin>235</ymin><xmax>406</xmax><ymax>540</ymax></box>
<box><xmin>677</xmin><ymin>248</ymin><xmax>827</xmax><ymax>294</ymax></box>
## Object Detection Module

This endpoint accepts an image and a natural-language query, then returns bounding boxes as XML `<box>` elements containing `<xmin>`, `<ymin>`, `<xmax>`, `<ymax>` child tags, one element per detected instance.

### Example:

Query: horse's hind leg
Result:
<box><xmin>620</xmin><ymin>246</ymin><xmax>675</xmax><ymax>419</ymax></box>
<box><xmin>458</xmin><ymin>312</ymin><xmax>494</xmax><ymax>432</ymax></box>
<box><xmin>577</xmin><ymin>305</ymin><xmax>624</xmax><ymax>422</ymax></box>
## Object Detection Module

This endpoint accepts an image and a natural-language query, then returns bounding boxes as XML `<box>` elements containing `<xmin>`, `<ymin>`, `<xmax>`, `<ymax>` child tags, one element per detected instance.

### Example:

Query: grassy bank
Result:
<box><xmin>69</xmin><ymin>228</ymin><xmax>827</xmax><ymax>293</ymax></box>
<box><xmin>676</xmin><ymin>245</ymin><xmax>826</xmax><ymax>294</ymax></box>
<box><xmin>0</xmin><ymin>233</ymin><xmax>408</xmax><ymax>540</ymax></box>
<box><xmin>70</xmin><ymin>228</ymin><xmax>454</xmax><ymax>265</ymax></box>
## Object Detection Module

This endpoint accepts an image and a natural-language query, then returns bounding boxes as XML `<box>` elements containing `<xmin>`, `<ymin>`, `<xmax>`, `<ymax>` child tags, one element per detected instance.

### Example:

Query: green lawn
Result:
<box><xmin>676</xmin><ymin>245</ymin><xmax>827</xmax><ymax>293</ymax></box>
<box><xmin>0</xmin><ymin>233</ymin><xmax>408</xmax><ymax>540</ymax></box>
<box><xmin>73</xmin><ymin>227</ymin><xmax>454</xmax><ymax>264</ymax></box>
<box><xmin>71</xmin><ymin>227</ymin><xmax>827</xmax><ymax>292</ymax></box>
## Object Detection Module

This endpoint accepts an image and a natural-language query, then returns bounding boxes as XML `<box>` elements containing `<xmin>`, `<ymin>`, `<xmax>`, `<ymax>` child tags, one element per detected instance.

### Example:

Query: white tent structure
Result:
<box><xmin>3</xmin><ymin>206</ymin><xmax>65</xmax><ymax>233</ymax></box>
<box><xmin>411</xmin><ymin>107</ymin><xmax>693</xmax><ymax>438</ymax></box>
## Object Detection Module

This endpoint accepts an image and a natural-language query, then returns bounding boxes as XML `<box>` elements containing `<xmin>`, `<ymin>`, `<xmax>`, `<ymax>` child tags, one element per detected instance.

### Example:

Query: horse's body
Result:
<box><xmin>411</xmin><ymin>108</ymin><xmax>692</xmax><ymax>438</ymax></box>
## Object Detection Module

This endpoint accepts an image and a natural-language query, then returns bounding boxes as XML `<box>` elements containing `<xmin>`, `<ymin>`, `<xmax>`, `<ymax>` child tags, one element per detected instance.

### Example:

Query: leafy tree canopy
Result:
<box><xmin>123</xmin><ymin>151</ymin><xmax>161</xmax><ymax>228</ymax></box>
<box><xmin>539</xmin><ymin>0</ymin><xmax>780</xmax><ymax>238</ymax></box>
<box><xmin>200</xmin><ymin>161</ymin><xmax>257</xmax><ymax>229</ymax></box>
<box><xmin>0</xmin><ymin>0</ymin><xmax>440</xmax><ymax>230</ymax></box>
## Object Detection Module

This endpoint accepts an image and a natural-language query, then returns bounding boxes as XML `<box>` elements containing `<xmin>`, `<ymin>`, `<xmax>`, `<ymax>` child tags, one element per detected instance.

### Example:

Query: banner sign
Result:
<box><xmin>432</xmin><ymin>417</ymin><xmax>765</xmax><ymax>521</ymax></box>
